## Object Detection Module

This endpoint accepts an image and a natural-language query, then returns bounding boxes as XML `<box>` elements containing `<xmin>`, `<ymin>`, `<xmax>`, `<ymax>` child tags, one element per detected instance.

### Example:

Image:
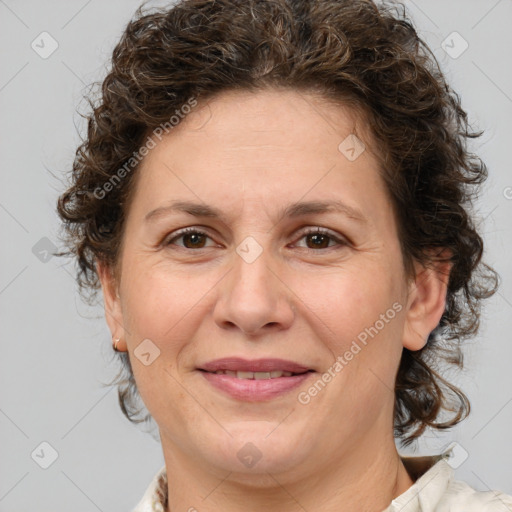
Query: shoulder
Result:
<box><xmin>132</xmin><ymin>464</ymin><xmax>167</xmax><ymax>512</ymax></box>
<box><xmin>390</xmin><ymin>452</ymin><xmax>512</xmax><ymax>512</ymax></box>
<box><xmin>438</xmin><ymin>478</ymin><xmax>512</xmax><ymax>511</ymax></box>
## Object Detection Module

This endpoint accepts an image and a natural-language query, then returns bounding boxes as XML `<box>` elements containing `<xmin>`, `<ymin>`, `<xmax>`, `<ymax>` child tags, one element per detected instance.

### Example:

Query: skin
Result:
<box><xmin>99</xmin><ymin>88</ymin><xmax>451</xmax><ymax>512</ymax></box>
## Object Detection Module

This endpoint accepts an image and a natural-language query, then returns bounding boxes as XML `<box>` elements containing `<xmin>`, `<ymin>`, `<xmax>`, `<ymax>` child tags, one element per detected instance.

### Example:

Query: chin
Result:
<box><xmin>199</xmin><ymin>423</ymin><xmax>314</xmax><ymax>477</ymax></box>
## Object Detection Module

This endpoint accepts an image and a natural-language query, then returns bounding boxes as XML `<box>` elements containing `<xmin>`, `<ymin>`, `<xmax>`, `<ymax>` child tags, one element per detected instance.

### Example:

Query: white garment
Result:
<box><xmin>384</xmin><ymin>454</ymin><xmax>512</xmax><ymax>511</ymax></box>
<box><xmin>133</xmin><ymin>452</ymin><xmax>512</xmax><ymax>512</ymax></box>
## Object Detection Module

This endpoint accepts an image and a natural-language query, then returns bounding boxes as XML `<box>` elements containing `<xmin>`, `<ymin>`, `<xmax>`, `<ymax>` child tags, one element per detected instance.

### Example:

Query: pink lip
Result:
<box><xmin>198</xmin><ymin>358</ymin><xmax>315</xmax><ymax>402</ymax></box>
<box><xmin>200</xmin><ymin>371</ymin><xmax>313</xmax><ymax>401</ymax></box>
<box><xmin>199</xmin><ymin>357</ymin><xmax>312</xmax><ymax>373</ymax></box>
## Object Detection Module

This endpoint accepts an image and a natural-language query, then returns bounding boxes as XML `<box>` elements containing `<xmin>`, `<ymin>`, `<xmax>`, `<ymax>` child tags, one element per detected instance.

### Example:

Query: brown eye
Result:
<box><xmin>305</xmin><ymin>232</ymin><xmax>331</xmax><ymax>249</ymax></box>
<box><xmin>295</xmin><ymin>228</ymin><xmax>347</xmax><ymax>251</ymax></box>
<box><xmin>166</xmin><ymin>228</ymin><xmax>213</xmax><ymax>249</ymax></box>
<box><xmin>181</xmin><ymin>232</ymin><xmax>207</xmax><ymax>248</ymax></box>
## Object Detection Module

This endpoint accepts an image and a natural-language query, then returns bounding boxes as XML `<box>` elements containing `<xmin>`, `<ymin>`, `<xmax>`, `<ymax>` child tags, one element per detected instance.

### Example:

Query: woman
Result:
<box><xmin>57</xmin><ymin>0</ymin><xmax>512</xmax><ymax>510</ymax></box>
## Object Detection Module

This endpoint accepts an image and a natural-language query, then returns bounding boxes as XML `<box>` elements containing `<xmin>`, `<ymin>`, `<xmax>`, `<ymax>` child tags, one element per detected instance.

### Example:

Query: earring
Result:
<box><xmin>113</xmin><ymin>337</ymin><xmax>122</xmax><ymax>352</ymax></box>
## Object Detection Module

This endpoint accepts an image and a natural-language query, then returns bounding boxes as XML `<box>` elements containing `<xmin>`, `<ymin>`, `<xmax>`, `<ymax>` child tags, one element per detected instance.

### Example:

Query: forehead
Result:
<box><xmin>172</xmin><ymin>88</ymin><xmax>371</xmax><ymax>149</ymax></box>
<box><xmin>128</xmin><ymin>88</ymin><xmax>391</xmax><ymax>227</ymax></box>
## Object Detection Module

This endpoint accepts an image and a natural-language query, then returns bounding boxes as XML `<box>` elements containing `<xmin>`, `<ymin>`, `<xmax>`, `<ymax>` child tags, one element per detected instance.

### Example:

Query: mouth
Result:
<box><xmin>197</xmin><ymin>358</ymin><xmax>316</xmax><ymax>401</ymax></box>
<box><xmin>198</xmin><ymin>357</ymin><xmax>315</xmax><ymax>374</ymax></box>
<box><xmin>200</xmin><ymin>369</ymin><xmax>313</xmax><ymax>379</ymax></box>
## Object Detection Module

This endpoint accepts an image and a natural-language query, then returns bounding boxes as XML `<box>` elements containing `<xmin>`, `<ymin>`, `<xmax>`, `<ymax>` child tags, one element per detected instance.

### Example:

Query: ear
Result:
<box><xmin>97</xmin><ymin>260</ymin><xmax>126</xmax><ymax>349</ymax></box>
<box><xmin>402</xmin><ymin>251</ymin><xmax>452</xmax><ymax>351</ymax></box>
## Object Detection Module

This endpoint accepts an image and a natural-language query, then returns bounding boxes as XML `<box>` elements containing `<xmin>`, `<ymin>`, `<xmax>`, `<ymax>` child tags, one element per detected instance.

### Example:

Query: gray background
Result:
<box><xmin>1</xmin><ymin>0</ymin><xmax>511</xmax><ymax>510</ymax></box>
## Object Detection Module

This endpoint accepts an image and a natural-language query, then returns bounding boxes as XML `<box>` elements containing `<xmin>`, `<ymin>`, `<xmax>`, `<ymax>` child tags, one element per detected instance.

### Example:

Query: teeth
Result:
<box><xmin>213</xmin><ymin>370</ymin><xmax>294</xmax><ymax>379</ymax></box>
<box><xmin>254</xmin><ymin>372</ymin><xmax>271</xmax><ymax>380</ymax></box>
<box><xmin>214</xmin><ymin>370</ymin><xmax>237</xmax><ymax>376</ymax></box>
<box><xmin>237</xmin><ymin>371</ymin><xmax>254</xmax><ymax>379</ymax></box>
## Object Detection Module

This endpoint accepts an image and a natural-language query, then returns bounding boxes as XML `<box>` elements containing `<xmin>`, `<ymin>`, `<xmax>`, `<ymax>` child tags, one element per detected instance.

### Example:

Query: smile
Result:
<box><xmin>197</xmin><ymin>358</ymin><xmax>316</xmax><ymax>401</ymax></box>
<box><xmin>207</xmin><ymin>370</ymin><xmax>301</xmax><ymax>379</ymax></box>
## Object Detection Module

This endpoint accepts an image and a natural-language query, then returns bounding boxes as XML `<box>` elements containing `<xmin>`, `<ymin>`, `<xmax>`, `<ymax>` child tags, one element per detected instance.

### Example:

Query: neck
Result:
<box><xmin>161</xmin><ymin>435</ymin><xmax>414</xmax><ymax>512</ymax></box>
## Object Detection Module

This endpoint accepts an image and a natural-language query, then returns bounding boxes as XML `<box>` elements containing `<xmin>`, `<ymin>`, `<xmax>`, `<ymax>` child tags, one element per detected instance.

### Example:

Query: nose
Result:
<box><xmin>213</xmin><ymin>244</ymin><xmax>295</xmax><ymax>337</ymax></box>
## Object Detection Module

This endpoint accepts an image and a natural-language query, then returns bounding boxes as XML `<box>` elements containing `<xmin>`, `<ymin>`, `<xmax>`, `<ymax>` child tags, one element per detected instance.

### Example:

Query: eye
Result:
<box><xmin>164</xmin><ymin>226</ymin><xmax>348</xmax><ymax>251</ymax></box>
<box><xmin>164</xmin><ymin>227</ymin><xmax>216</xmax><ymax>249</ymax></box>
<box><xmin>293</xmin><ymin>227</ymin><xmax>348</xmax><ymax>250</ymax></box>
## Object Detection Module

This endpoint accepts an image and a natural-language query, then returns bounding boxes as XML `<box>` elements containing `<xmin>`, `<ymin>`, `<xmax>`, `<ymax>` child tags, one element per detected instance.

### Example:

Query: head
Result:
<box><xmin>57</xmin><ymin>0</ymin><xmax>497</xmax><ymax>473</ymax></box>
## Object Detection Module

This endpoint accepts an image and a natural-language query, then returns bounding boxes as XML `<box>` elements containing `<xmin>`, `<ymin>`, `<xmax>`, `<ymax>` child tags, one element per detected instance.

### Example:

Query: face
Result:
<box><xmin>100</xmin><ymin>89</ymin><xmax>447</xmax><ymax>481</ymax></box>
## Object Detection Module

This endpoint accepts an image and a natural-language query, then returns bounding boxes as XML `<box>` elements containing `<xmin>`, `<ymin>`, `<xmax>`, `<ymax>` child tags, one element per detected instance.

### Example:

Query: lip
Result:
<box><xmin>199</xmin><ymin>357</ymin><xmax>313</xmax><ymax>373</ymax></box>
<box><xmin>198</xmin><ymin>357</ymin><xmax>315</xmax><ymax>402</ymax></box>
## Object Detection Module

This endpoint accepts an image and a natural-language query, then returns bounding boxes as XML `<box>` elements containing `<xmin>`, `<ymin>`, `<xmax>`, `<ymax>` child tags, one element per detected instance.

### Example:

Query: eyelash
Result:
<box><xmin>164</xmin><ymin>226</ymin><xmax>348</xmax><ymax>252</ymax></box>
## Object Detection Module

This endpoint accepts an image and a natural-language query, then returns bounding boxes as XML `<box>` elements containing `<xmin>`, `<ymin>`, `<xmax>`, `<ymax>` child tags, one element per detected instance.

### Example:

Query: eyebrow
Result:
<box><xmin>144</xmin><ymin>199</ymin><xmax>368</xmax><ymax>224</ymax></box>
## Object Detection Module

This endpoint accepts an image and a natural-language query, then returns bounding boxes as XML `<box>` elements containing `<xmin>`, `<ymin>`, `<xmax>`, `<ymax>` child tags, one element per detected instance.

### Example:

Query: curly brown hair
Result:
<box><xmin>57</xmin><ymin>0</ymin><xmax>498</xmax><ymax>445</ymax></box>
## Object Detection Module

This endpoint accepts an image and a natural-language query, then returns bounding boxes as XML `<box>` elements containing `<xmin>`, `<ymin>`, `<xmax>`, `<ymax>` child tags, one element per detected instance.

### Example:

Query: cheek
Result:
<box><xmin>302</xmin><ymin>265</ymin><xmax>401</xmax><ymax>341</ymax></box>
<box><xmin>120</xmin><ymin>257</ymin><xmax>207</xmax><ymax>341</ymax></box>
<box><xmin>119</xmin><ymin>260</ymin><xmax>211</xmax><ymax>425</ymax></box>
<box><xmin>299</xmin><ymin>263</ymin><xmax>405</xmax><ymax>390</ymax></box>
